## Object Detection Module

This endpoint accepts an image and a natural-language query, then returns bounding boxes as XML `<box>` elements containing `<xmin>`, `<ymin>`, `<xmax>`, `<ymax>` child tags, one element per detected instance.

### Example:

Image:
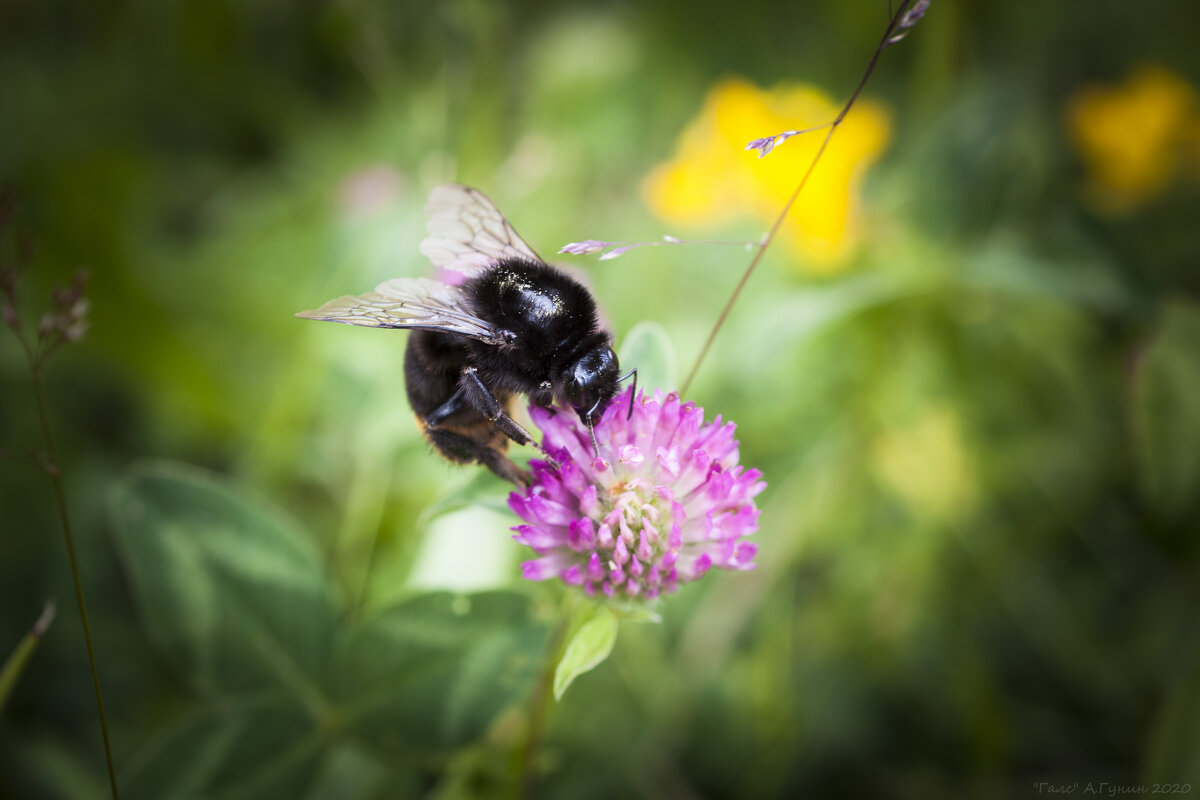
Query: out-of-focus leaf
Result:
<box><xmin>108</xmin><ymin>460</ymin><xmax>340</xmax><ymax>700</ymax></box>
<box><xmin>338</xmin><ymin>591</ymin><xmax>548</xmax><ymax>755</ymax></box>
<box><xmin>11</xmin><ymin>734</ymin><xmax>109</xmax><ymax>800</ymax></box>
<box><xmin>1144</xmin><ymin>647</ymin><xmax>1200</xmax><ymax>787</ymax></box>
<box><xmin>553</xmin><ymin>605</ymin><xmax>618</xmax><ymax>700</ymax></box>
<box><xmin>745</xmin><ymin>270</ymin><xmax>908</xmax><ymax>360</ymax></box>
<box><xmin>964</xmin><ymin>236</ymin><xmax>1134</xmax><ymax>312</ymax></box>
<box><xmin>121</xmin><ymin>703</ymin><xmax>327</xmax><ymax>800</ymax></box>
<box><xmin>407</xmin><ymin>507</ymin><xmax>519</xmax><ymax>594</ymax></box>
<box><xmin>417</xmin><ymin>469</ymin><xmax>516</xmax><ymax>527</ymax></box>
<box><xmin>618</xmin><ymin>321</ymin><xmax>677</xmax><ymax>394</ymax></box>
<box><xmin>612</xmin><ymin>603</ymin><xmax>662</xmax><ymax>624</ymax></box>
<box><xmin>1133</xmin><ymin>302</ymin><xmax>1200</xmax><ymax>519</ymax></box>
<box><xmin>301</xmin><ymin>743</ymin><xmax>417</xmax><ymax>800</ymax></box>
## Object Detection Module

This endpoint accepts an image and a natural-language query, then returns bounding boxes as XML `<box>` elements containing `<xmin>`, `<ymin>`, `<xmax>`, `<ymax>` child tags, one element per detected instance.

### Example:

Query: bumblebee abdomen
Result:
<box><xmin>404</xmin><ymin>330</ymin><xmax>471</xmax><ymax>418</ymax></box>
<box><xmin>405</xmin><ymin>329</ymin><xmax>513</xmax><ymax>452</ymax></box>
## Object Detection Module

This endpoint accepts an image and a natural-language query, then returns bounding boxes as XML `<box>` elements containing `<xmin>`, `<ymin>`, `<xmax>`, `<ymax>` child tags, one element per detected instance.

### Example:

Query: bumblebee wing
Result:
<box><xmin>419</xmin><ymin>184</ymin><xmax>542</xmax><ymax>284</ymax></box>
<box><xmin>296</xmin><ymin>277</ymin><xmax>505</xmax><ymax>344</ymax></box>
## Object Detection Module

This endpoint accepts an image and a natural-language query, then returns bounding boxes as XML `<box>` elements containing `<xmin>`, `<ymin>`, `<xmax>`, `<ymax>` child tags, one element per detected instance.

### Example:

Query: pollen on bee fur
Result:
<box><xmin>415</xmin><ymin>413</ymin><xmax>432</xmax><ymax>436</ymax></box>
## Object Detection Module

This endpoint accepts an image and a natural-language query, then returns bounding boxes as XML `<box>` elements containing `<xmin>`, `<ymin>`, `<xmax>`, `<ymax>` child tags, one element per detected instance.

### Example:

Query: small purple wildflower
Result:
<box><xmin>558</xmin><ymin>240</ymin><xmax>610</xmax><ymax>255</ymax></box>
<box><xmin>744</xmin><ymin>121</ymin><xmax>836</xmax><ymax>159</ymax></box>
<box><xmin>745</xmin><ymin>132</ymin><xmax>795</xmax><ymax>159</ymax></box>
<box><xmin>899</xmin><ymin>0</ymin><xmax>930</xmax><ymax>30</ymax></box>
<box><xmin>39</xmin><ymin>270</ymin><xmax>90</xmax><ymax>343</ymax></box>
<box><xmin>597</xmin><ymin>246</ymin><xmax>633</xmax><ymax>261</ymax></box>
<box><xmin>887</xmin><ymin>0</ymin><xmax>931</xmax><ymax>45</ymax></box>
<box><xmin>509</xmin><ymin>388</ymin><xmax>765</xmax><ymax>599</ymax></box>
<box><xmin>559</xmin><ymin>236</ymin><xmax>758</xmax><ymax>260</ymax></box>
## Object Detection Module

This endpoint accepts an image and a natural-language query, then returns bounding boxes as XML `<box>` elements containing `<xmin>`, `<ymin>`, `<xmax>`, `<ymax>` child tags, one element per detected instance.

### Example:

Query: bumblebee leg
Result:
<box><xmin>419</xmin><ymin>388</ymin><xmax>530</xmax><ymax>485</ymax></box>
<box><xmin>424</xmin><ymin>387</ymin><xmax>467</xmax><ymax>428</ymax></box>
<box><xmin>424</xmin><ymin>427</ymin><xmax>529</xmax><ymax>486</ymax></box>
<box><xmin>460</xmin><ymin>368</ymin><xmax>556</xmax><ymax>463</ymax></box>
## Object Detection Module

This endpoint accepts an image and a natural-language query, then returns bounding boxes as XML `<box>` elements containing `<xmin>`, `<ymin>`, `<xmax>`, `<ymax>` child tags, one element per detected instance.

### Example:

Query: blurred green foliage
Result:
<box><xmin>3</xmin><ymin>0</ymin><xmax>1200</xmax><ymax>798</ymax></box>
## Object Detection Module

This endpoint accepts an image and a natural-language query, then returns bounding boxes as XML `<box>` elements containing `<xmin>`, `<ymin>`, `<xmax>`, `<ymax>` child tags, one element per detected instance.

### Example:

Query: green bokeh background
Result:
<box><xmin>2</xmin><ymin>1</ymin><xmax>1199</xmax><ymax>798</ymax></box>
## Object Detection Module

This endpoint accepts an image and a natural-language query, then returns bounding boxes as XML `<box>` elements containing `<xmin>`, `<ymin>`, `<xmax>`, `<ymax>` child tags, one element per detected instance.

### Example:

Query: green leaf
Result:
<box><xmin>745</xmin><ymin>270</ymin><xmax>907</xmax><ymax>356</ymax></box>
<box><xmin>11</xmin><ymin>734</ymin><xmax>108</xmax><ymax>800</ymax></box>
<box><xmin>108</xmin><ymin>460</ymin><xmax>340</xmax><ymax>702</ymax></box>
<box><xmin>301</xmin><ymin>743</ymin><xmax>416</xmax><ymax>800</ymax></box>
<box><xmin>963</xmin><ymin>235</ymin><xmax>1134</xmax><ymax>313</ymax></box>
<box><xmin>618</xmin><ymin>321</ymin><xmax>677</xmax><ymax>394</ymax></box>
<box><xmin>338</xmin><ymin>591</ymin><xmax>549</xmax><ymax>755</ymax></box>
<box><xmin>553</xmin><ymin>605</ymin><xmax>618</xmax><ymax>700</ymax></box>
<box><xmin>1144</xmin><ymin>647</ymin><xmax>1200</xmax><ymax>787</ymax></box>
<box><xmin>121</xmin><ymin>702</ymin><xmax>328</xmax><ymax>800</ymax></box>
<box><xmin>1133</xmin><ymin>302</ymin><xmax>1200</xmax><ymax>519</ymax></box>
<box><xmin>417</xmin><ymin>468</ymin><xmax>517</xmax><ymax>527</ymax></box>
<box><xmin>611</xmin><ymin>602</ymin><xmax>662</xmax><ymax>625</ymax></box>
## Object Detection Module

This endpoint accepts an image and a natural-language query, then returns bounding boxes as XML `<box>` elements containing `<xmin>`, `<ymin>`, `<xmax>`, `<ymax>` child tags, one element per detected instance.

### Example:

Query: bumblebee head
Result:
<box><xmin>563</xmin><ymin>344</ymin><xmax>620</xmax><ymax>426</ymax></box>
<box><xmin>562</xmin><ymin>344</ymin><xmax>639</xmax><ymax>457</ymax></box>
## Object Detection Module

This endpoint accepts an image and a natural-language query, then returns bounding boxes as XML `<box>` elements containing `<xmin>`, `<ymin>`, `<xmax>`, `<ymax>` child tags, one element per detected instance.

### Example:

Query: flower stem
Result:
<box><xmin>29</xmin><ymin>363</ymin><xmax>121</xmax><ymax>800</ymax></box>
<box><xmin>680</xmin><ymin>0</ymin><xmax>921</xmax><ymax>395</ymax></box>
<box><xmin>517</xmin><ymin>610</ymin><xmax>570</xmax><ymax>798</ymax></box>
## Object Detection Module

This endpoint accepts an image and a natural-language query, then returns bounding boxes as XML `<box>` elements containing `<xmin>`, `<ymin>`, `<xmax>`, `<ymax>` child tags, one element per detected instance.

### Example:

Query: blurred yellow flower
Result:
<box><xmin>1067</xmin><ymin>66</ymin><xmax>1198</xmax><ymax>214</ymax></box>
<box><xmin>871</xmin><ymin>407</ymin><xmax>977</xmax><ymax>524</ymax></box>
<box><xmin>643</xmin><ymin>78</ymin><xmax>891</xmax><ymax>273</ymax></box>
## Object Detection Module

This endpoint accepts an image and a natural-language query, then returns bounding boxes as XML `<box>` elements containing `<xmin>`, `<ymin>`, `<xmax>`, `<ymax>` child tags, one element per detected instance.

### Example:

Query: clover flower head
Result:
<box><xmin>509</xmin><ymin>388</ymin><xmax>765</xmax><ymax>599</ymax></box>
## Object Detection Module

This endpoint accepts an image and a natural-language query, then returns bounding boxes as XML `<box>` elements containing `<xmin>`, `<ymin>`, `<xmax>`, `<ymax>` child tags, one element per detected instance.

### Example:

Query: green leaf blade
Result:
<box><xmin>618</xmin><ymin>321</ymin><xmax>678</xmax><ymax>394</ymax></box>
<box><xmin>122</xmin><ymin>703</ymin><xmax>327</xmax><ymax>800</ymax></box>
<box><xmin>553</xmin><ymin>605</ymin><xmax>618</xmax><ymax>701</ymax></box>
<box><xmin>108</xmin><ymin>460</ymin><xmax>340</xmax><ymax>700</ymax></box>
<box><xmin>1133</xmin><ymin>302</ymin><xmax>1200</xmax><ymax>519</ymax></box>
<box><xmin>338</xmin><ymin>590</ymin><xmax>549</xmax><ymax>755</ymax></box>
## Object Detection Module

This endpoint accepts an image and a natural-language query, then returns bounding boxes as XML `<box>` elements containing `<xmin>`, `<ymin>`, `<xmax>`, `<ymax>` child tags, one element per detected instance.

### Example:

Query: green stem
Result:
<box><xmin>30</xmin><ymin>364</ymin><xmax>121</xmax><ymax>800</ymax></box>
<box><xmin>517</xmin><ymin>610</ymin><xmax>571</xmax><ymax>799</ymax></box>
<box><xmin>0</xmin><ymin>601</ymin><xmax>56</xmax><ymax>716</ymax></box>
<box><xmin>680</xmin><ymin>0</ymin><xmax>920</xmax><ymax>395</ymax></box>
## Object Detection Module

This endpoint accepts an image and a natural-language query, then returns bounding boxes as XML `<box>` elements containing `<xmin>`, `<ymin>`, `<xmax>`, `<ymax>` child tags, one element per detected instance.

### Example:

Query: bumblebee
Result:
<box><xmin>298</xmin><ymin>185</ymin><xmax>633</xmax><ymax>485</ymax></box>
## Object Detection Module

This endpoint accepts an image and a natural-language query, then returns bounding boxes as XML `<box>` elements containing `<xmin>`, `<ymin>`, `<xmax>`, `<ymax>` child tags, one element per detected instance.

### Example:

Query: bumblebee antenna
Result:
<box><xmin>618</xmin><ymin>368</ymin><xmax>638</xmax><ymax>419</ymax></box>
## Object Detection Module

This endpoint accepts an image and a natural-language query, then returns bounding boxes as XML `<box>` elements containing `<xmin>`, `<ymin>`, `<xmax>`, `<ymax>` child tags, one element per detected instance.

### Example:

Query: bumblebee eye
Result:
<box><xmin>563</xmin><ymin>374</ymin><xmax>585</xmax><ymax>407</ymax></box>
